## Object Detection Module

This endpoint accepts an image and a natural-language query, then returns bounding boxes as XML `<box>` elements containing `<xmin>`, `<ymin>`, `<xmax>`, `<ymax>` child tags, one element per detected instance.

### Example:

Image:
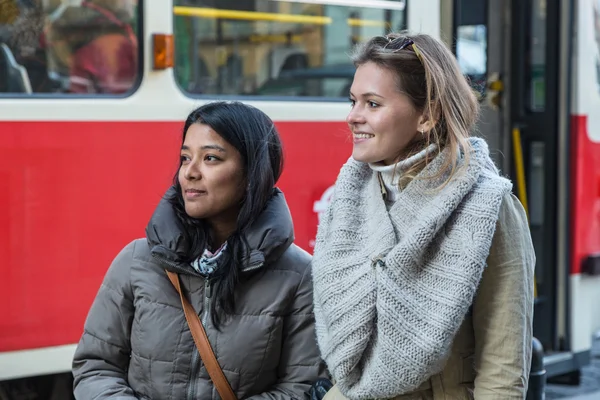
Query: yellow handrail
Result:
<box><xmin>174</xmin><ymin>6</ymin><xmax>393</xmax><ymax>28</ymax></box>
<box><xmin>512</xmin><ymin>127</ymin><xmax>538</xmax><ymax>298</ymax></box>
<box><xmin>347</xmin><ymin>18</ymin><xmax>390</xmax><ymax>28</ymax></box>
<box><xmin>512</xmin><ymin>127</ymin><xmax>530</xmax><ymax>216</ymax></box>
<box><xmin>174</xmin><ymin>6</ymin><xmax>332</xmax><ymax>25</ymax></box>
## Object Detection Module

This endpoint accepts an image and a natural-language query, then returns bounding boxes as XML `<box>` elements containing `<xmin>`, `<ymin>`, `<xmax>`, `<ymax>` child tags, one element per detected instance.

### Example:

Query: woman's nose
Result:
<box><xmin>346</xmin><ymin>106</ymin><xmax>365</xmax><ymax>125</ymax></box>
<box><xmin>183</xmin><ymin>160</ymin><xmax>201</xmax><ymax>181</ymax></box>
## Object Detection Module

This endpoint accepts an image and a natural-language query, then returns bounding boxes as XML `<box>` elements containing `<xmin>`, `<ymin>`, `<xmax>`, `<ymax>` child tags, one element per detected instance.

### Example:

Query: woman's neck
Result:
<box><xmin>369</xmin><ymin>143</ymin><xmax>438</xmax><ymax>202</ymax></box>
<box><xmin>208</xmin><ymin>219</ymin><xmax>237</xmax><ymax>250</ymax></box>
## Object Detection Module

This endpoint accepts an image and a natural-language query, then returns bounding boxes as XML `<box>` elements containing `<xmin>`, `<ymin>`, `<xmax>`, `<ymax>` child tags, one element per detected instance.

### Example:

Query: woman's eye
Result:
<box><xmin>205</xmin><ymin>155</ymin><xmax>220</xmax><ymax>162</ymax></box>
<box><xmin>180</xmin><ymin>155</ymin><xmax>190</xmax><ymax>163</ymax></box>
<box><xmin>368</xmin><ymin>101</ymin><xmax>379</xmax><ymax>108</ymax></box>
<box><xmin>348</xmin><ymin>98</ymin><xmax>355</xmax><ymax>107</ymax></box>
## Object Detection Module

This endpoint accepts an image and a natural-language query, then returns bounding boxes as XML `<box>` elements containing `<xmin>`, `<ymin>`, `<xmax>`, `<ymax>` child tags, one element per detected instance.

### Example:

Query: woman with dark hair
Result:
<box><xmin>72</xmin><ymin>101</ymin><xmax>326</xmax><ymax>399</ymax></box>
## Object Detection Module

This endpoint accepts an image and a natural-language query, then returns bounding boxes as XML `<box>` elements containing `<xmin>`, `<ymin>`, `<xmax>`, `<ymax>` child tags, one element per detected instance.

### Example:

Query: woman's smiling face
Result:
<box><xmin>347</xmin><ymin>61</ymin><xmax>424</xmax><ymax>165</ymax></box>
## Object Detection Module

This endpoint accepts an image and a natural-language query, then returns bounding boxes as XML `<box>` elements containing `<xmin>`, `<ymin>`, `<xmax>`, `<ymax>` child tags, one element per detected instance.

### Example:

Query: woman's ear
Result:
<box><xmin>417</xmin><ymin>116</ymin><xmax>436</xmax><ymax>134</ymax></box>
<box><xmin>417</xmin><ymin>104</ymin><xmax>439</xmax><ymax>134</ymax></box>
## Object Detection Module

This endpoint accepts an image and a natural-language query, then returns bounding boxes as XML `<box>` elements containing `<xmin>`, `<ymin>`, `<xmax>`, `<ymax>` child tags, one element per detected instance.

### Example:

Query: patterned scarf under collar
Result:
<box><xmin>190</xmin><ymin>242</ymin><xmax>228</xmax><ymax>276</ymax></box>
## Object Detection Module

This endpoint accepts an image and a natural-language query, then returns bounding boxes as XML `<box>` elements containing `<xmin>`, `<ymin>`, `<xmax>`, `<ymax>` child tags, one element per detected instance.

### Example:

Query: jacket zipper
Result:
<box><xmin>150</xmin><ymin>254</ymin><xmax>215</xmax><ymax>400</ymax></box>
<box><xmin>187</xmin><ymin>277</ymin><xmax>212</xmax><ymax>400</ymax></box>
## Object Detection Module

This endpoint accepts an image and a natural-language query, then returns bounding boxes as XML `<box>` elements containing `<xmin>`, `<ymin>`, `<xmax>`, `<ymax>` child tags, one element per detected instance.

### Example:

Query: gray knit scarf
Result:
<box><xmin>312</xmin><ymin>137</ymin><xmax>512</xmax><ymax>400</ymax></box>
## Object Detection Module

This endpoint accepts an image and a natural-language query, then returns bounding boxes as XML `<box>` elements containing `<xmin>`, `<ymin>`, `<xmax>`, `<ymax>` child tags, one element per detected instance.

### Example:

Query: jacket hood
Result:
<box><xmin>145</xmin><ymin>187</ymin><xmax>295</xmax><ymax>275</ymax></box>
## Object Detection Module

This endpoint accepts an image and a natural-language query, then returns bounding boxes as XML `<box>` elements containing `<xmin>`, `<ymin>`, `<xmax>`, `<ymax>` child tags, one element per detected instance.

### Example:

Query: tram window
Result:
<box><xmin>456</xmin><ymin>25</ymin><xmax>487</xmax><ymax>98</ymax></box>
<box><xmin>0</xmin><ymin>0</ymin><xmax>140</xmax><ymax>96</ymax></box>
<box><xmin>527</xmin><ymin>0</ymin><xmax>546</xmax><ymax>111</ymax></box>
<box><xmin>173</xmin><ymin>0</ymin><xmax>407</xmax><ymax>98</ymax></box>
<box><xmin>453</xmin><ymin>0</ymin><xmax>487</xmax><ymax>100</ymax></box>
<box><xmin>595</xmin><ymin>0</ymin><xmax>600</xmax><ymax>93</ymax></box>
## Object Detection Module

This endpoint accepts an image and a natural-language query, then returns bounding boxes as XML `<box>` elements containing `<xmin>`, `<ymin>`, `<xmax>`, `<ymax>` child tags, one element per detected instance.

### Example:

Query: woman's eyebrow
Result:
<box><xmin>349</xmin><ymin>91</ymin><xmax>384</xmax><ymax>99</ymax></box>
<box><xmin>181</xmin><ymin>144</ymin><xmax>227</xmax><ymax>153</ymax></box>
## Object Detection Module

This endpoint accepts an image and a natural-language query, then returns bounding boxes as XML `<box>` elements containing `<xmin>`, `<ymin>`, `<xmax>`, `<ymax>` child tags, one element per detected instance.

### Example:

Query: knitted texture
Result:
<box><xmin>312</xmin><ymin>138</ymin><xmax>512</xmax><ymax>400</ymax></box>
<box><xmin>369</xmin><ymin>144</ymin><xmax>437</xmax><ymax>203</ymax></box>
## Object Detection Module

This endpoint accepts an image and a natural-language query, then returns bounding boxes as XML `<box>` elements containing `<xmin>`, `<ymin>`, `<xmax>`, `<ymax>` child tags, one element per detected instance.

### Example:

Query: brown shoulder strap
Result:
<box><xmin>166</xmin><ymin>270</ymin><xmax>237</xmax><ymax>400</ymax></box>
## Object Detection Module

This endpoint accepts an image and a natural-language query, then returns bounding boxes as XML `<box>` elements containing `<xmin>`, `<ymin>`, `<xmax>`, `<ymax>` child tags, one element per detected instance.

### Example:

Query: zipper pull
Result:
<box><xmin>372</xmin><ymin>256</ymin><xmax>386</xmax><ymax>268</ymax></box>
<box><xmin>377</xmin><ymin>172</ymin><xmax>388</xmax><ymax>201</ymax></box>
<box><xmin>205</xmin><ymin>279</ymin><xmax>212</xmax><ymax>299</ymax></box>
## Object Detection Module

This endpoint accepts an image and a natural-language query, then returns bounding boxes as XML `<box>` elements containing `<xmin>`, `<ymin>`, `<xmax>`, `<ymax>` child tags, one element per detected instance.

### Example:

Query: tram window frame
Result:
<box><xmin>172</xmin><ymin>0</ymin><xmax>407</xmax><ymax>102</ymax></box>
<box><xmin>0</xmin><ymin>0</ymin><xmax>144</xmax><ymax>99</ymax></box>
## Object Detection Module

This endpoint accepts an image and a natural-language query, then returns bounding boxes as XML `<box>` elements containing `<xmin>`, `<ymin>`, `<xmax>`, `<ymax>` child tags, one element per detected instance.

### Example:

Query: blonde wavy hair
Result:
<box><xmin>350</xmin><ymin>32</ymin><xmax>479</xmax><ymax>189</ymax></box>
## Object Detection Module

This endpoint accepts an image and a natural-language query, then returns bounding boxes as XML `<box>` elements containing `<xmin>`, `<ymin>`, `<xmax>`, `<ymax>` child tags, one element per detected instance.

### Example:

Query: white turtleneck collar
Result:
<box><xmin>368</xmin><ymin>144</ymin><xmax>437</xmax><ymax>203</ymax></box>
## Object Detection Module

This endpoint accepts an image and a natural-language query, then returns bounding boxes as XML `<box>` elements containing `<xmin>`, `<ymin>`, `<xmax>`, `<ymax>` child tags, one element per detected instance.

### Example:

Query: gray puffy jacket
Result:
<box><xmin>72</xmin><ymin>189</ymin><xmax>327</xmax><ymax>399</ymax></box>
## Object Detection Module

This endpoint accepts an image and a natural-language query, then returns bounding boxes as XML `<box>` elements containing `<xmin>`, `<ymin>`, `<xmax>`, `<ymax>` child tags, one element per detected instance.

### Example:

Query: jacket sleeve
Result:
<box><xmin>472</xmin><ymin>194</ymin><xmax>535</xmax><ymax>399</ymax></box>
<box><xmin>72</xmin><ymin>242</ymin><xmax>138</xmax><ymax>399</ymax></box>
<box><xmin>247</xmin><ymin>263</ymin><xmax>329</xmax><ymax>399</ymax></box>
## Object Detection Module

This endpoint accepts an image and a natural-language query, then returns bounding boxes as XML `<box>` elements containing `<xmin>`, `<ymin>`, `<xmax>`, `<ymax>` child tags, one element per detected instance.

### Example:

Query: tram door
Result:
<box><xmin>510</xmin><ymin>0</ymin><xmax>562</xmax><ymax>353</ymax></box>
<box><xmin>451</xmin><ymin>0</ymin><xmax>563</xmax><ymax>352</ymax></box>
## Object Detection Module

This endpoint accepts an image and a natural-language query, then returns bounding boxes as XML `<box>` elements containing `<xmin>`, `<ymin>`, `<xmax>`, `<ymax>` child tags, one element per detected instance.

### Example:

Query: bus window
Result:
<box><xmin>0</xmin><ymin>0</ymin><xmax>140</xmax><ymax>96</ymax></box>
<box><xmin>173</xmin><ymin>0</ymin><xmax>407</xmax><ymax>98</ymax></box>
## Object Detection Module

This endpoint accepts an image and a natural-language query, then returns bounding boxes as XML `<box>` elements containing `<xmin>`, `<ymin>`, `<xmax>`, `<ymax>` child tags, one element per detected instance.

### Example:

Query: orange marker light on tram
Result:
<box><xmin>153</xmin><ymin>34</ymin><xmax>174</xmax><ymax>70</ymax></box>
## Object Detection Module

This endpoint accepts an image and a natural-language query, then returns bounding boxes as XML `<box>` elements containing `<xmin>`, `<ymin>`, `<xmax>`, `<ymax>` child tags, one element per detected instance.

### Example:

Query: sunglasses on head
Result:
<box><xmin>382</xmin><ymin>36</ymin><xmax>424</xmax><ymax>64</ymax></box>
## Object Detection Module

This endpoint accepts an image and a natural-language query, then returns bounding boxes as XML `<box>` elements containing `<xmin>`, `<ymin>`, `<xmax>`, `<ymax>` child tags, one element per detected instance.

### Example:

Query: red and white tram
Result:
<box><xmin>0</xmin><ymin>0</ymin><xmax>598</xmax><ymax>396</ymax></box>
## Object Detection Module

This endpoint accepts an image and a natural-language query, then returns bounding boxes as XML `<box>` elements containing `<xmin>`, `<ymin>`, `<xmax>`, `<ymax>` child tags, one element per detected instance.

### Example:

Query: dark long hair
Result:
<box><xmin>169</xmin><ymin>101</ymin><xmax>284</xmax><ymax>328</ymax></box>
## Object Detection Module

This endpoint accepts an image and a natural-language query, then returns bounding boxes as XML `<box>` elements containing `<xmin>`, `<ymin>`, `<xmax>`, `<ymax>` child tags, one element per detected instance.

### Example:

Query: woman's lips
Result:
<box><xmin>184</xmin><ymin>189</ymin><xmax>207</xmax><ymax>199</ymax></box>
<box><xmin>353</xmin><ymin>132</ymin><xmax>375</xmax><ymax>144</ymax></box>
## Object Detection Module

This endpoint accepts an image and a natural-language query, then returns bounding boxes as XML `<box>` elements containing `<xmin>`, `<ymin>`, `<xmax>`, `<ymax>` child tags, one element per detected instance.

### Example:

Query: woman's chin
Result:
<box><xmin>352</xmin><ymin>149</ymin><xmax>378</xmax><ymax>164</ymax></box>
<box><xmin>184</xmin><ymin>205</ymin><xmax>208</xmax><ymax>220</ymax></box>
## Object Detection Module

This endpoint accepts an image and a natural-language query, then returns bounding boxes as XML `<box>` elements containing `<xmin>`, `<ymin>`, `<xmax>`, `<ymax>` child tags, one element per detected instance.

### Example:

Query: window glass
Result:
<box><xmin>456</xmin><ymin>25</ymin><xmax>487</xmax><ymax>96</ymax></box>
<box><xmin>527</xmin><ymin>0</ymin><xmax>546</xmax><ymax>111</ymax></box>
<box><xmin>453</xmin><ymin>0</ymin><xmax>487</xmax><ymax>99</ymax></box>
<box><xmin>173</xmin><ymin>0</ymin><xmax>407</xmax><ymax>98</ymax></box>
<box><xmin>596</xmin><ymin>0</ymin><xmax>600</xmax><ymax>93</ymax></box>
<box><xmin>0</xmin><ymin>0</ymin><xmax>139</xmax><ymax>95</ymax></box>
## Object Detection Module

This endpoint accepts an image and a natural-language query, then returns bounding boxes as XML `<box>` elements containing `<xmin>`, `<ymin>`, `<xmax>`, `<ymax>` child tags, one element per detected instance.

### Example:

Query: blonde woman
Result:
<box><xmin>312</xmin><ymin>32</ymin><xmax>535</xmax><ymax>399</ymax></box>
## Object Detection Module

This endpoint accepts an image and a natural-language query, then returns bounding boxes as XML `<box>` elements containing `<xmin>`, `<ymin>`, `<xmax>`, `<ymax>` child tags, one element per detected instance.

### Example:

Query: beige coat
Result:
<box><xmin>324</xmin><ymin>193</ymin><xmax>535</xmax><ymax>400</ymax></box>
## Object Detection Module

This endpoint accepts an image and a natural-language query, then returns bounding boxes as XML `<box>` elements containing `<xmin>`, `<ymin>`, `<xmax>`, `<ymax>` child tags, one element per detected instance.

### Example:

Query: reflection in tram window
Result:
<box><xmin>173</xmin><ymin>0</ymin><xmax>407</xmax><ymax>98</ymax></box>
<box><xmin>0</xmin><ymin>0</ymin><xmax>140</xmax><ymax>95</ymax></box>
<box><xmin>594</xmin><ymin>0</ymin><xmax>600</xmax><ymax>93</ymax></box>
<box><xmin>453</xmin><ymin>0</ymin><xmax>487</xmax><ymax>100</ymax></box>
<box><xmin>456</xmin><ymin>25</ymin><xmax>487</xmax><ymax>99</ymax></box>
<box><xmin>528</xmin><ymin>0</ymin><xmax>546</xmax><ymax>111</ymax></box>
